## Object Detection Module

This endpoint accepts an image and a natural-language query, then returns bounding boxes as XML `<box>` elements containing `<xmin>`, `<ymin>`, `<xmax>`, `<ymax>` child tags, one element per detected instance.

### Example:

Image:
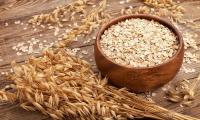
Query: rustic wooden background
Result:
<box><xmin>0</xmin><ymin>0</ymin><xmax>200</xmax><ymax>120</ymax></box>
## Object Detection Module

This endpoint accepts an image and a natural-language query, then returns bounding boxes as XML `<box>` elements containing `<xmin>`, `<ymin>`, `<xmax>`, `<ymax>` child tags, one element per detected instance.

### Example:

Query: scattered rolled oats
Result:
<box><xmin>14</xmin><ymin>20</ymin><xmax>21</xmax><ymax>25</ymax></box>
<box><xmin>20</xmin><ymin>22</ymin><xmax>24</xmax><ymax>25</ymax></box>
<box><xmin>65</xmin><ymin>48</ymin><xmax>81</xmax><ymax>56</ymax></box>
<box><xmin>119</xmin><ymin>1</ymin><xmax>125</xmax><ymax>4</ymax></box>
<box><xmin>54</xmin><ymin>27</ymin><xmax>60</xmax><ymax>36</ymax></box>
<box><xmin>83</xmin><ymin>39</ymin><xmax>91</xmax><ymax>44</ymax></box>
<box><xmin>100</xmin><ymin>18</ymin><xmax>179</xmax><ymax>67</ymax></box>
<box><xmin>126</xmin><ymin>0</ymin><xmax>131</xmax><ymax>3</ymax></box>
<box><xmin>5</xmin><ymin>22</ymin><xmax>9</xmax><ymax>27</ymax></box>
<box><xmin>182</xmin><ymin>66</ymin><xmax>196</xmax><ymax>74</ymax></box>
<box><xmin>48</xmin><ymin>26</ymin><xmax>54</xmax><ymax>30</ymax></box>
<box><xmin>152</xmin><ymin>92</ymin><xmax>157</xmax><ymax>97</ymax></box>
<box><xmin>81</xmin><ymin>50</ymin><xmax>88</xmax><ymax>55</ymax></box>
<box><xmin>184</xmin><ymin>52</ymin><xmax>199</xmax><ymax>64</ymax></box>
<box><xmin>16</xmin><ymin>52</ymin><xmax>22</xmax><ymax>56</ymax></box>
<box><xmin>0</xmin><ymin>72</ymin><xmax>5</xmax><ymax>75</ymax></box>
<box><xmin>162</xmin><ymin>87</ymin><xmax>168</xmax><ymax>91</ymax></box>
<box><xmin>12</xmin><ymin>38</ymin><xmax>53</xmax><ymax>56</ymax></box>
<box><xmin>183</xmin><ymin>32</ymin><xmax>198</xmax><ymax>50</ymax></box>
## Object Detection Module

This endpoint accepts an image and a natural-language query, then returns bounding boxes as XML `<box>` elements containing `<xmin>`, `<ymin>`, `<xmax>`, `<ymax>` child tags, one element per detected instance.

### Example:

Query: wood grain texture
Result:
<box><xmin>0</xmin><ymin>0</ymin><xmax>200</xmax><ymax>120</ymax></box>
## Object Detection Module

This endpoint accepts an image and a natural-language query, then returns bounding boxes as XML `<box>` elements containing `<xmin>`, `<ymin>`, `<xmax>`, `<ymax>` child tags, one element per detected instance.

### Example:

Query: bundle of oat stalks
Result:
<box><xmin>29</xmin><ymin>0</ymin><xmax>110</xmax><ymax>48</ymax></box>
<box><xmin>166</xmin><ymin>75</ymin><xmax>200</xmax><ymax>106</ymax></box>
<box><xmin>0</xmin><ymin>0</ymin><xmax>199</xmax><ymax>120</ymax></box>
<box><xmin>54</xmin><ymin>0</ymin><xmax>110</xmax><ymax>48</ymax></box>
<box><xmin>28</xmin><ymin>0</ymin><xmax>91</xmax><ymax>26</ymax></box>
<box><xmin>122</xmin><ymin>0</ymin><xmax>184</xmax><ymax>22</ymax></box>
<box><xmin>0</xmin><ymin>49</ymin><xmax>199</xmax><ymax>120</ymax></box>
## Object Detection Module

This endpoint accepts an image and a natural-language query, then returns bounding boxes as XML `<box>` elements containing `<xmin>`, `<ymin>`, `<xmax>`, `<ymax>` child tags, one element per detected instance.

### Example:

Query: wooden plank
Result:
<box><xmin>0</xmin><ymin>104</ymin><xmax>48</xmax><ymax>120</ymax></box>
<box><xmin>0</xmin><ymin>0</ymin><xmax>70</xmax><ymax>21</ymax></box>
<box><xmin>0</xmin><ymin>0</ymin><xmax>200</xmax><ymax>120</ymax></box>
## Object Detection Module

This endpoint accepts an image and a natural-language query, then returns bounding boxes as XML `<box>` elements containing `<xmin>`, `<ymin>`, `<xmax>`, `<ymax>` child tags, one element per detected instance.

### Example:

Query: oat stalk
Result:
<box><xmin>0</xmin><ymin>49</ymin><xmax>199</xmax><ymax>120</ymax></box>
<box><xmin>28</xmin><ymin>0</ymin><xmax>90</xmax><ymax>26</ymax></box>
<box><xmin>121</xmin><ymin>0</ymin><xmax>184</xmax><ymax>22</ymax></box>
<box><xmin>54</xmin><ymin>0</ymin><xmax>110</xmax><ymax>48</ymax></box>
<box><xmin>166</xmin><ymin>75</ymin><xmax>200</xmax><ymax>106</ymax></box>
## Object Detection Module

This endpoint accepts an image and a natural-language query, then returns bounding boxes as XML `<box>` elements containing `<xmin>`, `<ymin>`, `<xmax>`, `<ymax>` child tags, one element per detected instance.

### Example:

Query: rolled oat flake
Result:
<box><xmin>100</xmin><ymin>18</ymin><xmax>179</xmax><ymax>67</ymax></box>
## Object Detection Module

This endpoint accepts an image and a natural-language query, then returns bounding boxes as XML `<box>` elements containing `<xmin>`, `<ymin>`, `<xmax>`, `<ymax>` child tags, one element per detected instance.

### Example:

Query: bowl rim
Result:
<box><xmin>96</xmin><ymin>14</ymin><xmax>184</xmax><ymax>69</ymax></box>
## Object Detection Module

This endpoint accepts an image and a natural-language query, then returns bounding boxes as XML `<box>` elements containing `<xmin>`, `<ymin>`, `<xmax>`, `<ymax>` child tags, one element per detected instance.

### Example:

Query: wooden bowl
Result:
<box><xmin>94</xmin><ymin>14</ymin><xmax>184</xmax><ymax>92</ymax></box>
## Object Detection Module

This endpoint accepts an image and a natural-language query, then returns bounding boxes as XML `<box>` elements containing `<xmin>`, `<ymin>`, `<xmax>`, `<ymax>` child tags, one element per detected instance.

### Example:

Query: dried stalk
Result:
<box><xmin>0</xmin><ymin>49</ymin><xmax>199</xmax><ymax>120</ymax></box>
<box><xmin>143</xmin><ymin>0</ymin><xmax>185</xmax><ymax>13</ymax></box>
<box><xmin>142</xmin><ymin>0</ymin><xmax>200</xmax><ymax>29</ymax></box>
<box><xmin>121</xmin><ymin>0</ymin><xmax>185</xmax><ymax>22</ymax></box>
<box><xmin>28</xmin><ymin>0</ymin><xmax>90</xmax><ymax>26</ymax></box>
<box><xmin>54</xmin><ymin>0</ymin><xmax>111</xmax><ymax>48</ymax></box>
<box><xmin>1</xmin><ymin>0</ymin><xmax>199</xmax><ymax>120</ymax></box>
<box><xmin>166</xmin><ymin>75</ymin><xmax>200</xmax><ymax>106</ymax></box>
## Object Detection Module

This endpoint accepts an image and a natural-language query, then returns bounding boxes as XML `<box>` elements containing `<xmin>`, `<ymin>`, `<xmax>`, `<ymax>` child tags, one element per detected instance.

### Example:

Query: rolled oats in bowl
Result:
<box><xmin>100</xmin><ymin>18</ymin><xmax>179</xmax><ymax>68</ymax></box>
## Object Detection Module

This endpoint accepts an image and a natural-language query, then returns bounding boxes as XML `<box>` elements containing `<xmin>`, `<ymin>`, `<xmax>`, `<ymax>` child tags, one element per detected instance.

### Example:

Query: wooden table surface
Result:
<box><xmin>0</xmin><ymin>0</ymin><xmax>200</xmax><ymax>120</ymax></box>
